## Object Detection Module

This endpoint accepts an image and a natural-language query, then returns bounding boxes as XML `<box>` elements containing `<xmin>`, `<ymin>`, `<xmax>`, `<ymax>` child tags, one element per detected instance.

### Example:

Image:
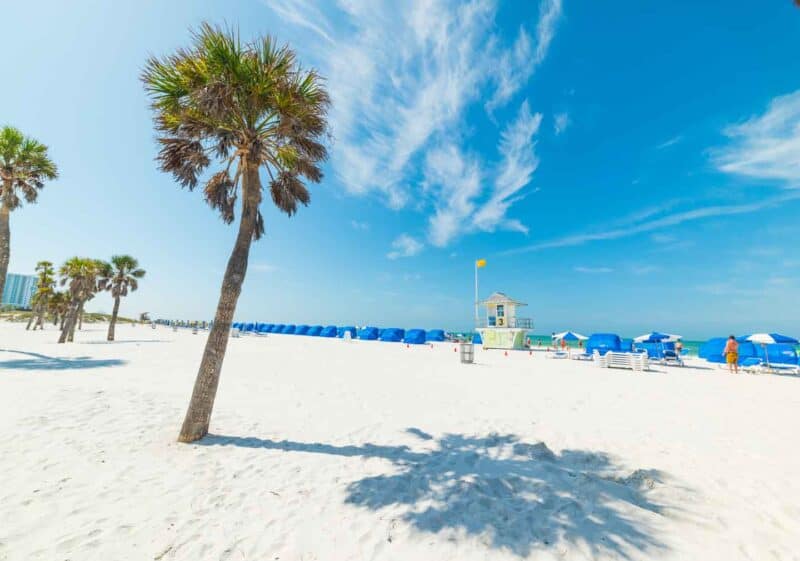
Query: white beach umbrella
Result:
<box><xmin>553</xmin><ymin>331</ymin><xmax>588</xmax><ymax>341</ymax></box>
<box><xmin>633</xmin><ymin>331</ymin><xmax>682</xmax><ymax>343</ymax></box>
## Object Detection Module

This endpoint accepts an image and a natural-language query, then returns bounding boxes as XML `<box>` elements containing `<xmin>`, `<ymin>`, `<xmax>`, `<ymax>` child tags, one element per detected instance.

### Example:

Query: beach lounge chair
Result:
<box><xmin>338</xmin><ymin>326</ymin><xmax>357</xmax><ymax>339</ymax></box>
<box><xmin>595</xmin><ymin>350</ymin><xmax>648</xmax><ymax>372</ymax></box>
<box><xmin>548</xmin><ymin>350</ymin><xmax>569</xmax><ymax>359</ymax></box>
<box><xmin>662</xmin><ymin>348</ymin><xmax>684</xmax><ymax>366</ymax></box>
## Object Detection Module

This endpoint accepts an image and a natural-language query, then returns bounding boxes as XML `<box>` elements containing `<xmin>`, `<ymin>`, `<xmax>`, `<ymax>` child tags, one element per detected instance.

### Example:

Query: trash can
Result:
<box><xmin>459</xmin><ymin>342</ymin><xmax>474</xmax><ymax>364</ymax></box>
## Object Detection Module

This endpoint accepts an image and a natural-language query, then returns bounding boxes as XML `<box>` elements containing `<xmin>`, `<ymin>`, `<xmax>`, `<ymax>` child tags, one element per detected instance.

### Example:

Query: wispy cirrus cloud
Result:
<box><xmin>712</xmin><ymin>89</ymin><xmax>800</xmax><ymax>186</ymax></box>
<box><xmin>553</xmin><ymin>112</ymin><xmax>570</xmax><ymax>135</ymax></box>
<box><xmin>350</xmin><ymin>220</ymin><xmax>369</xmax><ymax>231</ymax></box>
<box><xmin>387</xmin><ymin>234</ymin><xmax>424</xmax><ymax>260</ymax></box>
<box><xmin>656</xmin><ymin>135</ymin><xmax>682</xmax><ymax>149</ymax></box>
<box><xmin>574</xmin><ymin>266</ymin><xmax>613</xmax><ymax>274</ymax></box>
<box><xmin>503</xmin><ymin>191</ymin><xmax>800</xmax><ymax>255</ymax></box>
<box><xmin>265</xmin><ymin>0</ymin><xmax>562</xmax><ymax>250</ymax></box>
<box><xmin>485</xmin><ymin>0</ymin><xmax>563</xmax><ymax>113</ymax></box>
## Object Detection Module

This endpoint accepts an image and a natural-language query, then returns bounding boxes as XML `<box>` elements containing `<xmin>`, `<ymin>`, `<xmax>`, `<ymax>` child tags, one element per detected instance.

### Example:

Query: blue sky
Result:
<box><xmin>2</xmin><ymin>0</ymin><xmax>800</xmax><ymax>338</ymax></box>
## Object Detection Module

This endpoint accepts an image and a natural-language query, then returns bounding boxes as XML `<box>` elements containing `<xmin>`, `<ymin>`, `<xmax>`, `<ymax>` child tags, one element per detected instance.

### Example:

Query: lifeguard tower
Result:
<box><xmin>476</xmin><ymin>292</ymin><xmax>533</xmax><ymax>350</ymax></box>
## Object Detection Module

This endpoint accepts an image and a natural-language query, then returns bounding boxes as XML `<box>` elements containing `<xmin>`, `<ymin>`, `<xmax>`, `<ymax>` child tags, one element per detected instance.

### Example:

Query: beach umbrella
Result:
<box><xmin>742</xmin><ymin>333</ymin><xmax>799</xmax><ymax>345</ymax></box>
<box><xmin>741</xmin><ymin>333</ymin><xmax>799</xmax><ymax>368</ymax></box>
<box><xmin>633</xmin><ymin>331</ymin><xmax>682</xmax><ymax>343</ymax></box>
<box><xmin>553</xmin><ymin>331</ymin><xmax>588</xmax><ymax>341</ymax></box>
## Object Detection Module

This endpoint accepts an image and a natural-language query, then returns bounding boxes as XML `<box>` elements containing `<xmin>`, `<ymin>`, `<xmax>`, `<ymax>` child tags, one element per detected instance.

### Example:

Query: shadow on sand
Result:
<box><xmin>0</xmin><ymin>349</ymin><xmax>126</xmax><ymax>370</ymax></box>
<box><xmin>199</xmin><ymin>429</ymin><xmax>676</xmax><ymax>558</ymax></box>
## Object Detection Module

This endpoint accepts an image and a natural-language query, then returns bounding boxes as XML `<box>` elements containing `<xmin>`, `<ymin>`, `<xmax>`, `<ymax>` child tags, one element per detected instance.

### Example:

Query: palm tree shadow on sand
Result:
<box><xmin>0</xmin><ymin>349</ymin><xmax>126</xmax><ymax>370</ymax></box>
<box><xmin>200</xmin><ymin>429</ymin><xmax>682</xmax><ymax>558</ymax></box>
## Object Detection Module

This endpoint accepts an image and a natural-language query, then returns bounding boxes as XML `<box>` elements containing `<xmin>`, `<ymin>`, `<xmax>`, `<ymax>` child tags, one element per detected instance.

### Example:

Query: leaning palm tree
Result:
<box><xmin>27</xmin><ymin>260</ymin><xmax>56</xmax><ymax>330</ymax></box>
<box><xmin>58</xmin><ymin>258</ymin><xmax>106</xmax><ymax>343</ymax></box>
<box><xmin>99</xmin><ymin>255</ymin><xmax>145</xmax><ymax>341</ymax></box>
<box><xmin>0</xmin><ymin>127</ymin><xmax>58</xmax><ymax>300</ymax></box>
<box><xmin>142</xmin><ymin>24</ymin><xmax>330</xmax><ymax>442</ymax></box>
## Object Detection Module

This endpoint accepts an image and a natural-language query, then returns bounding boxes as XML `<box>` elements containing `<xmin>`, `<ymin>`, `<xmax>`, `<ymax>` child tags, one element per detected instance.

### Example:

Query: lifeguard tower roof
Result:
<box><xmin>480</xmin><ymin>292</ymin><xmax>527</xmax><ymax>307</ymax></box>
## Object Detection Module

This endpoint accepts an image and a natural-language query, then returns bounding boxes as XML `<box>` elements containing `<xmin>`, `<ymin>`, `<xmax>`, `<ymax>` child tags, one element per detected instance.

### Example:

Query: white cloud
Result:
<box><xmin>251</xmin><ymin>263</ymin><xmax>279</xmax><ymax>273</ymax></box>
<box><xmin>387</xmin><ymin>234</ymin><xmax>424</xmax><ymax>259</ymax></box>
<box><xmin>266</xmin><ymin>0</ymin><xmax>561</xmax><ymax>246</ymax></box>
<box><xmin>631</xmin><ymin>264</ymin><xmax>661</xmax><ymax>275</ymax></box>
<box><xmin>574</xmin><ymin>266</ymin><xmax>613</xmax><ymax>274</ymax></box>
<box><xmin>424</xmin><ymin>144</ymin><xmax>482</xmax><ymax>247</ymax></box>
<box><xmin>472</xmin><ymin>100</ymin><xmax>541</xmax><ymax>234</ymax></box>
<box><xmin>350</xmin><ymin>220</ymin><xmax>370</xmax><ymax>230</ymax></box>
<box><xmin>656</xmin><ymin>135</ymin><xmax>682</xmax><ymax>149</ymax></box>
<box><xmin>503</xmin><ymin>191</ymin><xmax>800</xmax><ymax>255</ymax></box>
<box><xmin>553</xmin><ymin>112</ymin><xmax>569</xmax><ymax>135</ymax></box>
<box><xmin>712</xmin><ymin>89</ymin><xmax>800</xmax><ymax>186</ymax></box>
<box><xmin>486</xmin><ymin>0</ymin><xmax>563</xmax><ymax>113</ymax></box>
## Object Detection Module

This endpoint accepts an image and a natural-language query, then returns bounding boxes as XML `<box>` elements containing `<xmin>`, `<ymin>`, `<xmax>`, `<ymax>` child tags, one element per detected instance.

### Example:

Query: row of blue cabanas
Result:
<box><xmin>231</xmin><ymin>322</ymin><xmax>446</xmax><ymax>345</ymax></box>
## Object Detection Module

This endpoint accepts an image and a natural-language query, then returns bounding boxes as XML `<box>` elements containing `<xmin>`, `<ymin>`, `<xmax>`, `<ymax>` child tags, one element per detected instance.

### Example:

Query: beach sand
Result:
<box><xmin>1</xmin><ymin>322</ymin><xmax>799</xmax><ymax>560</ymax></box>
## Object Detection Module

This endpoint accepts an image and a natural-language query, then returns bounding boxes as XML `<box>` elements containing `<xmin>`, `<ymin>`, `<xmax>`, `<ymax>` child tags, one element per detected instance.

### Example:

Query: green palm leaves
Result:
<box><xmin>0</xmin><ymin>126</ymin><xmax>58</xmax><ymax>210</ymax></box>
<box><xmin>141</xmin><ymin>23</ymin><xmax>330</xmax><ymax>238</ymax></box>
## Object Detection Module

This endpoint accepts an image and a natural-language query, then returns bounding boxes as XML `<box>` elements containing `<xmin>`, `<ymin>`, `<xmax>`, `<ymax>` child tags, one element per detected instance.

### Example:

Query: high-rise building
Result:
<box><xmin>2</xmin><ymin>273</ymin><xmax>38</xmax><ymax>309</ymax></box>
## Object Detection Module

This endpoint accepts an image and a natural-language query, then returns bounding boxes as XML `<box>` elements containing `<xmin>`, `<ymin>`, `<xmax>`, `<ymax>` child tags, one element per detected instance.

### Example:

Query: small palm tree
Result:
<box><xmin>58</xmin><ymin>258</ymin><xmax>106</xmax><ymax>343</ymax></box>
<box><xmin>49</xmin><ymin>290</ymin><xmax>69</xmax><ymax>328</ymax></box>
<box><xmin>142</xmin><ymin>24</ymin><xmax>330</xmax><ymax>442</ymax></box>
<box><xmin>99</xmin><ymin>255</ymin><xmax>145</xmax><ymax>341</ymax></box>
<box><xmin>0</xmin><ymin>127</ymin><xmax>58</xmax><ymax>300</ymax></box>
<box><xmin>27</xmin><ymin>260</ymin><xmax>56</xmax><ymax>330</ymax></box>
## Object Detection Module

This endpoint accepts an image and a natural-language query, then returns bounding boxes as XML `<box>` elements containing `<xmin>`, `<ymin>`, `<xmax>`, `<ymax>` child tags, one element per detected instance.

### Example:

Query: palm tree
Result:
<box><xmin>0</xmin><ymin>127</ymin><xmax>58</xmax><ymax>300</ymax></box>
<box><xmin>99</xmin><ymin>255</ymin><xmax>145</xmax><ymax>341</ymax></box>
<box><xmin>27</xmin><ymin>260</ymin><xmax>56</xmax><ymax>330</ymax></box>
<box><xmin>58</xmin><ymin>258</ymin><xmax>106</xmax><ymax>343</ymax></box>
<box><xmin>49</xmin><ymin>290</ymin><xmax>69</xmax><ymax>328</ymax></box>
<box><xmin>142</xmin><ymin>24</ymin><xmax>330</xmax><ymax>442</ymax></box>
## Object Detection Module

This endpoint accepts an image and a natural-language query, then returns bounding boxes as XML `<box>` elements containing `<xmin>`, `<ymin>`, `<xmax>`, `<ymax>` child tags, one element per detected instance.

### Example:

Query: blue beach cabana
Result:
<box><xmin>379</xmin><ymin>328</ymin><xmax>405</xmax><ymax>342</ymax></box>
<box><xmin>338</xmin><ymin>326</ymin><xmax>357</xmax><ymax>339</ymax></box>
<box><xmin>357</xmin><ymin>326</ymin><xmax>379</xmax><ymax>340</ymax></box>
<box><xmin>426</xmin><ymin>329</ymin><xmax>445</xmax><ymax>342</ymax></box>
<box><xmin>307</xmin><ymin>325</ymin><xmax>323</xmax><ymax>336</ymax></box>
<box><xmin>320</xmin><ymin>325</ymin><xmax>338</xmax><ymax>337</ymax></box>
<box><xmin>403</xmin><ymin>329</ymin><xmax>427</xmax><ymax>345</ymax></box>
<box><xmin>295</xmin><ymin>325</ymin><xmax>310</xmax><ymax>335</ymax></box>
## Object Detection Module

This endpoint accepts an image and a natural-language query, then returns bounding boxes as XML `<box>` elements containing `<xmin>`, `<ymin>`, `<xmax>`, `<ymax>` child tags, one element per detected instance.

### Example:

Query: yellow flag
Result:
<box><xmin>476</xmin><ymin>259</ymin><xmax>487</xmax><ymax>268</ymax></box>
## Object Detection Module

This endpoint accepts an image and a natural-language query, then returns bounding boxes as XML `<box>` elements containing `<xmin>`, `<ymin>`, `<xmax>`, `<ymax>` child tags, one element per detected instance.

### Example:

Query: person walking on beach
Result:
<box><xmin>724</xmin><ymin>335</ymin><xmax>739</xmax><ymax>373</ymax></box>
<box><xmin>675</xmin><ymin>340</ymin><xmax>684</xmax><ymax>356</ymax></box>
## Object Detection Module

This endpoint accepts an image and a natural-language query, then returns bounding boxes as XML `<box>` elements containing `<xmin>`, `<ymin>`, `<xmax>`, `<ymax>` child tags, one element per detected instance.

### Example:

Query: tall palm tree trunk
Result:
<box><xmin>58</xmin><ymin>299</ymin><xmax>80</xmax><ymax>344</ymax></box>
<box><xmin>107</xmin><ymin>295</ymin><xmax>121</xmax><ymax>341</ymax></box>
<box><xmin>78</xmin><ymin>307</ymin><xmax>84</xmax><ymax>330</ymax></box>
<box><xmin>26</xmin><ymin>310</ymin><xmax>35</xmax><ymax>330</ymax></box>
<box><xmin>178</xmin><ymin>165</ymin><xmax>261</xmax><ymax>443</ymax></box>
<box><xmin>0</xmin><ymin>200</ymin><xmax>10</xmax><ymax>303</ymax></box>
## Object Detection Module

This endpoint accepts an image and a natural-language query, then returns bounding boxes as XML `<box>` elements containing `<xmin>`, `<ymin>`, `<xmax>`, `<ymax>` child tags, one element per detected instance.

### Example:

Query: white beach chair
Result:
<box><xmin>596</xmin><ymin>351</ymin><xmax>648</xmax><ymax>372</ymax></box>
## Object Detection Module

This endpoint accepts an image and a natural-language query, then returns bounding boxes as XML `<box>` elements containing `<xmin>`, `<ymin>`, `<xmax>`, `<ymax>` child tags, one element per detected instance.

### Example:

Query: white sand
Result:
<box><xmin>1</xmin><ymin>322</ymin><xmax>799</xmax><ymax>561</ymax></box>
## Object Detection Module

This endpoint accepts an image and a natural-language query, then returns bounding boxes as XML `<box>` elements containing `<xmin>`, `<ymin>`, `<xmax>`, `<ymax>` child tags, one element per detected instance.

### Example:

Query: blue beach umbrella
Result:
<box><xmin>741</xmin><ymin>333</ymin><xmax>799</xmax><ymax>345</ymax></box>
<box><xmin>633</xmin><ymin>331</ymin><xmax>681</xmax><ymax>343</ymax></box>
<box><xmin>741</xmin><ymin>333</ymin><xmax>799</xmax><ymax>368</ymax></box>
<box><xmin>553</xmin><ymin>331</ymin><xmax>588</xmax><ymax>342</ymax></box>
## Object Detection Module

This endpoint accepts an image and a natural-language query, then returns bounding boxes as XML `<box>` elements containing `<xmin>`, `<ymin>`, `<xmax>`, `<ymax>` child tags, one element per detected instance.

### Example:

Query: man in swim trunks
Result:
<box><xmin>723</xmin><ymin>335</ymin><xmax>739</xmax><ymax>373</ymax></box>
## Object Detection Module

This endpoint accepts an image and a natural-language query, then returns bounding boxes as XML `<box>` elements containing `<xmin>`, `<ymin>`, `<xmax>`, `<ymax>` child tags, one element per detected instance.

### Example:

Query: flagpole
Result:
<box><xmin>474</xmin><ymin>261</ymin><xmax>479</xmax><ymax>328</ymax></box>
